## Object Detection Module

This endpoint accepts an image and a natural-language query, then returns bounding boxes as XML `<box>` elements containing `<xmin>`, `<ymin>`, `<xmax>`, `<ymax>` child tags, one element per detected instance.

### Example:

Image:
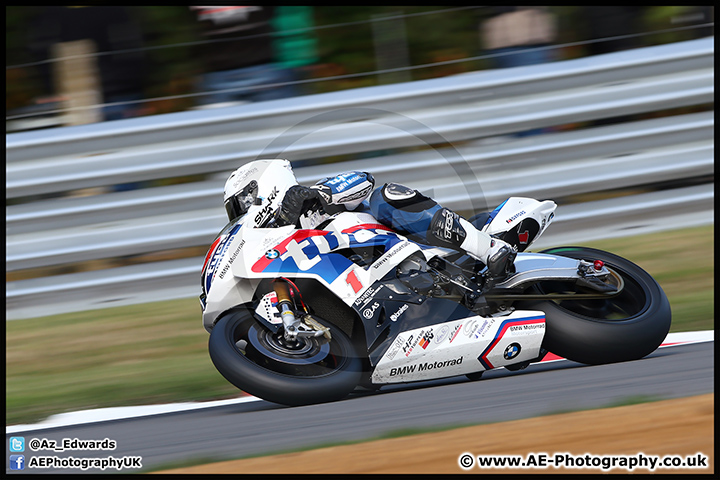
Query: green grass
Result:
<box><xmin>551</xmin><ymin>225</ymin><xmax>714</xmax><ymax>332</ymax></box>
<box><xmin>6</xmin><ymin>299</ymin><xmax>242</xmax><ymax>425</ymax></box>
<box><xmin>5</xmin><ymin>225</ymin><xmax>714</xmax><ymax>425</ymax></box>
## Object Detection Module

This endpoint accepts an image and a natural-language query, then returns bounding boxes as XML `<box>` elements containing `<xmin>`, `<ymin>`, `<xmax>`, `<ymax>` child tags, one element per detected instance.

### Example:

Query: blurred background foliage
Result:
<box><xmin>6</xmin><ymin>6</ymin><xmax>714</xmax><ymax>117</ymax></box>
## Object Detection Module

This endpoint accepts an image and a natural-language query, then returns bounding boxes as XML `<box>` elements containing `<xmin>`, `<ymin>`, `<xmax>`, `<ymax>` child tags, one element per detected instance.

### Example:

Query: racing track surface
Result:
<box><xmin>5</xmin><ymin>341</ymin><xmax>712</xmax><ymax>473</ymax></box>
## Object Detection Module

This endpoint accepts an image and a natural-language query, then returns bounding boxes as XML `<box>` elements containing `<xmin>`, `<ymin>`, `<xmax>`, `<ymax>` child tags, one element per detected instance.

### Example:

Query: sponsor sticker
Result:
<box><xmin>230</xmin><ymin>166</ymin><xmax>258</xmax><ymax>189</ymax></box>
<box><xmin>363</xmin><ymin>302</ymin><xmax>380</xmax><ymax>320</ymax></box>
<box><xmin>372</xmin><ymin>242</ymin><xmax>410</xmax><ymax>270</ymax></box>
<box><xmin>506</xmin><ymin>210</ymin><xmax>526</xmax><ymax>224</ymax></box>
<box><xmin>390</xmin><ymin>304</ymin><xmax>408</xmax><ymax>322</ymax></box>
<box><xmin>504</xmin><ymin>342</ymin><xmax>522</xmax><ymax>360</ymax></box>
<box><xmin>385</xmin><ymin>335</ymin><xmax>405</xmax><ymax>361</ymax></box>
<box><xmin>507</xmin><ymin>322</ymin><xmax>544</xmax><ymax>335</ymax></box>
<box><xmin>463</xmin><ymin>319</ymin><xmax>479</xmax><ymax>337</ymax></box>
<box><xmin>254</xmin><ymin>187</ymin><xmax>279</xmax><ymax>225</ymax></box>
<box><xmin>473</xmin><ymin>318</ymin><xmax>495</xmax><ymax>339</ymax></box>
<box><xmin>218</xmin><ymin>239</ymin><xmax>245</xmax><ymax>279</ymax></box>
<box><xmin>403</xmin><ymin>334</ymin><xmax>416</xmax><ymax>357</ymax></box>
<box><xmin>435</xmin><ymin>325</ymin><xmax>450</xmax><ymax>344</ymax></box>
<box><xmin>389</xmin><ymin>356</ymin><xmax>464</xmax><ymax>377</ymax></box>
<box><xmin>354</xmin><ymin>285</ymin><xmax>379</xmax><ymax>309</ymax></box>
<box><xmin>449</xmin><ymin>323</ymin><xmax>463</xmax><ymax>343</ymax></box>
<box><xmin>417</xmin><ymin>329</ymin><xmax>434</xmax><ymax>349</ymax></box>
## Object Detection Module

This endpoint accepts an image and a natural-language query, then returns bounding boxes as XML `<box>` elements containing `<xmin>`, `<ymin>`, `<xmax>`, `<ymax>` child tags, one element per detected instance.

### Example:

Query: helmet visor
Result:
<box><xmin>225</xmin><ymin>180</ymin><xmax>259</xmax><ymax>221</ymax></box>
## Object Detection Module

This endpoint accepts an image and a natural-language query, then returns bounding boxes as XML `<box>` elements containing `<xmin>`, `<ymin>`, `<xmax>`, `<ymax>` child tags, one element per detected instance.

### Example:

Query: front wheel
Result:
<box><xmin>209</xmin><ymin>309</ymin><xmax>362</xmax><ymax>406</ymax></box>
<box><xmin>518</xmin><ymin>247</ymin><xmax>671</xmax><ymax>365</ymax></box>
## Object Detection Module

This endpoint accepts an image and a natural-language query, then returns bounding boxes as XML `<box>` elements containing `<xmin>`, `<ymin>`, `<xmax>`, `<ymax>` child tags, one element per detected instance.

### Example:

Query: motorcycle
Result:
<box><xmin>201</xmin><ymin>160</ymin><xmax>671</xmax><ymax>406</ymax></box>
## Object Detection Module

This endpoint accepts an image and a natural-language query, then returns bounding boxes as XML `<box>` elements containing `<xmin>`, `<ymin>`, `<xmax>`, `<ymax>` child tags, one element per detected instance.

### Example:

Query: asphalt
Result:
<box><xmin>5</xmin><ymin>341</ymin><xmax>713</xmax><ymax>474</ymax></box>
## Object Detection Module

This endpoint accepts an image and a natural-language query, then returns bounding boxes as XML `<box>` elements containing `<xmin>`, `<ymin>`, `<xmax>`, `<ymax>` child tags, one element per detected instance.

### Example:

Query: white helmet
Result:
<box><xmin>223</xmin><ymin>159</ymin><xmax>298</xmax><ymax>227</ymax></box>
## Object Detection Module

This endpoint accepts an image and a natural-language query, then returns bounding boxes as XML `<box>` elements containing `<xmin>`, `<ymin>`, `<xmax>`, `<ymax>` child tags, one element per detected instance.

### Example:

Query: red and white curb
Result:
<box><xmin>6</xmin><ymin>330</ymin><xmax>713</xmax><ymax>434</ymax></box>
<box><xmin>538</xmin><ymin>329</ymin><xmax>714</xmax><ymax>364</ymax></box>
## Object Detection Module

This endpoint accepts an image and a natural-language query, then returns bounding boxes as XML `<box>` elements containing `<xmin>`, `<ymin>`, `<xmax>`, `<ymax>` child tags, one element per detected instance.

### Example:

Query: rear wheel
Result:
<box><xmin>518</xmin><ymin>247</ymin><xmax>671</xmax><ymax>365</ymax></box>
<box><xmin>209</xmin><ymin>309</ymin><xmax>362</xmax><ymax>405</ymax></box>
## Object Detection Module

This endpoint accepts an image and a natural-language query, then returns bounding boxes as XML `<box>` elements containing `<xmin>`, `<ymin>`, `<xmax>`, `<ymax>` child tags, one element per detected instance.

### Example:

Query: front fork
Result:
<box><xmin>273</xmin><ymin>280</ymin><xmax>329</xmax><ymax>341</ymax></box>
<box><xmin>273</xmin><ymin>280</ymin><xmax>302</xmax><ymax>340</ymax></box>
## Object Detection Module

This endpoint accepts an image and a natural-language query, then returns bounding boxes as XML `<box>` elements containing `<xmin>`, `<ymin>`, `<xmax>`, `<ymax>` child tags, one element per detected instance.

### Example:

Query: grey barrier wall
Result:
<box><xmin>5</xmin><ymin>38</ymin><xmax>714</xmax><ymax>319</ymax></box>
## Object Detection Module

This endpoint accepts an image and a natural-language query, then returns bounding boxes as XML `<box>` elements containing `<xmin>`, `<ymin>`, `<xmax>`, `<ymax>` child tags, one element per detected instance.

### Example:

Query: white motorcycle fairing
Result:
<box><xmin>204</xmin><ymin>172</ymin><xmax>671</xmax><ymax>404</ymax></box>
<box><xmin>202</xmin><ymin>207</ymin><xmax>547</xmax><ymax>384</ymax></box>
<box><xmin>202</xmin><ymin>210</ymin><xmax>422</xmax><ymax>332</ymax></box>
<box><xmin>478</xmin><ymin>197</ymin><xmax>557</xmax><ymax>252</ymax></box>
<box><xmin>371</xmin><ymin>310</ymin><xmax>545</xmax><ymax>383</ymax></box>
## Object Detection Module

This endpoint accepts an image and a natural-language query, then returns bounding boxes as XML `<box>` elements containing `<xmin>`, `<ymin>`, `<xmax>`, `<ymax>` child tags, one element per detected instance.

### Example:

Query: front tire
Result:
<box><xmin>519</xmin><ymin>247</ymin><xmax>671</xmax><ymax>365</ymax></box>
<box><xmin>209</xmin><ymin>308</ymin><xmax>362</xmax><ymax>406</ymax></box>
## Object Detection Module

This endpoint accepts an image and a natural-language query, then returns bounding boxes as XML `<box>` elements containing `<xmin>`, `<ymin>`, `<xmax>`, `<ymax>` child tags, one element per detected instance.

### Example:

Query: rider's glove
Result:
<box><xmin>275</xmin><ymin>185</ymin><xmax>322</xmax><ymax>227</ymax></box>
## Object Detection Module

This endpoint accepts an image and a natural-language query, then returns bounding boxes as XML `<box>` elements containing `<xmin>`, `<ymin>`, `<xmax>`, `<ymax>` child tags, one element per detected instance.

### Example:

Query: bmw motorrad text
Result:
<box><xmin>457</xmin><ymin>452</ymin><xmax>709</xmax><ymax>471</ymax></box>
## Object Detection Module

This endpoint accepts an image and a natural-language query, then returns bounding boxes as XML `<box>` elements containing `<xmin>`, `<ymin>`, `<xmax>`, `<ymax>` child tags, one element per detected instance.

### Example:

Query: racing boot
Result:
<box><xmin>429</xmin><ymin>207</ymin><xmax>516</xmax><ymax>278</ymax></box>
<box><xmin>458</xmin><ymin>217</ymin><xmax>517</xmax><ymax>278</ymax></box>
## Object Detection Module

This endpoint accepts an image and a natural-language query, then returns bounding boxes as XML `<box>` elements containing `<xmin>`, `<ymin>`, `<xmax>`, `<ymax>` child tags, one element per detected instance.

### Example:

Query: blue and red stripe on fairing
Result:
<box><xmin>202</xmin><ymin>224</ymin><xmax>242</xmax><ymax>295</ymax></box>
<box><xmin>251</xmin><ymin>227</ymin><xmax>405</xmax><ymax>284</ymax></box>
<box><xmin>477</xmin><ymin>315</ymin><xmax>546</xmax><ymax>370</ymax></box>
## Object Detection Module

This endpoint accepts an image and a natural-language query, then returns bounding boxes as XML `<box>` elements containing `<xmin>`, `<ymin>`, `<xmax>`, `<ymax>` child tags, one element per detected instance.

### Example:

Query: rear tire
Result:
<box><xmin>518</xmin><ymin>247</ymin><xmax>671</xmax><ymax>365</ymax></box>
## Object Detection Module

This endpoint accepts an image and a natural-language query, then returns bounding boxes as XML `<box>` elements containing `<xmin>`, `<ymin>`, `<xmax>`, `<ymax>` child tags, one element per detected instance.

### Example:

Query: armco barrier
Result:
<box><xmin>5</xmin><ymin>38</ymin><xmax>714</xmax><ymax>319</ymax></box>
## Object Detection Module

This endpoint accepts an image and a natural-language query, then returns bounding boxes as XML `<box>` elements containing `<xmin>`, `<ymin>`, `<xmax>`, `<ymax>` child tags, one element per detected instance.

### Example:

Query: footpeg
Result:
<box><xmin>486</xmin><ymin>245</ymin><xmax>517</xmax><ymax>278</ymax></box>
<box><xmin>468</xmin><ymin>294</ymin><xmax>491</xmax><ymax>316</ymax></box>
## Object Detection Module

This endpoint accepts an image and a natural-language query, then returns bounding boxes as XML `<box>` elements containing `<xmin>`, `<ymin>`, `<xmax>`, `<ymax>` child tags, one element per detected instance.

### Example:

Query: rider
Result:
<box><xmin>223</xmin><ymin>160</ymin><xmax>516</xmax><ymax>278</ymax></box>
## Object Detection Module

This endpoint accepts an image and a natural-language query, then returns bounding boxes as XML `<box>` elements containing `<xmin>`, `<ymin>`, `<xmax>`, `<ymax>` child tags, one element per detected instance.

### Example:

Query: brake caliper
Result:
<box><xmin>273</xmin><ymin>279</ymin><xmax>331</xmax><ymax>341</ymax></box>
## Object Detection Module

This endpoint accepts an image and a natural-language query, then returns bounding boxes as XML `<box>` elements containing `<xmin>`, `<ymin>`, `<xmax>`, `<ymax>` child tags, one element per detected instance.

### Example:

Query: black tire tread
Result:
<box><xmin>519</xmin><ymin>247</ymin><xmax>671</xmax><ymax>365</ymax></box>
<box><xmin>209</xmin><ymin>308</ymin><xmax>362</xmax><ymax>405</ymax></box>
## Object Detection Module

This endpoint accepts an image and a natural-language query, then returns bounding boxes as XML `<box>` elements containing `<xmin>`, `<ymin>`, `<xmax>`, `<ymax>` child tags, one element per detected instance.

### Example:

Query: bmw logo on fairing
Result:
<box><xmin>265</xmin><ymin>249</ymin><xmax>280</xmax><ymax>259</ymax></box>
<box><xmin>504</xmin><ymin>343</ymin><xmax>521</xmax><ymax>360</ymax></box>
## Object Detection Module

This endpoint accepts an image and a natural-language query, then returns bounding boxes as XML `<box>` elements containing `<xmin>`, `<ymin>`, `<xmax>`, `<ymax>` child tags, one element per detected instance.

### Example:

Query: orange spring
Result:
<box><xmin>273</xmin><ymin>279</ymin><xmax>293</xmax><ymax>305</ymax></box>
